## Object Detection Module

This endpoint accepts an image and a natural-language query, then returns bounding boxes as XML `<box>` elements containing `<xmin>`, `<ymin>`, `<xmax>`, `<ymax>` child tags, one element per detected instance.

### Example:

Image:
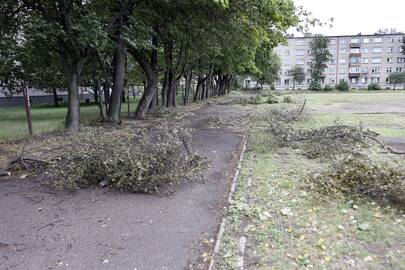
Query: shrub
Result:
<box><xmin>309</xmin><ymin>81</ymin><xmax>322</xmax><ymax>91</ymax></box>
<box><xmin>323</xmin><ymin>85</ymin><xmax>334</xmax><ymax>91</ymax></box>
<box><xmin>336</xmin><ymin>81</ymin><xmax>349</xmax><ymax>91</ymax></box>
<box><xmin>368</xmin><ymin>83</ymin><xmax>382</xmax><ymax>90</ymax></box>
<box><xmin>46</xmin><ymin>124</ymin><xmax>203</xmax><ymax>193</ymax></box>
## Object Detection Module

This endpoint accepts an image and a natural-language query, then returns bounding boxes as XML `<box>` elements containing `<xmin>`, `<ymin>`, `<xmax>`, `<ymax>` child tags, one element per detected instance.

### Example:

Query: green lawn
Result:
<box><xmin>288</xmin><ymin>90</ymin><xmax>405</xmax><ymax>138</ymax></box>
<box><xmin>0</xmin><ymin>100</ymin><xmax>139</xmax><ymax>141</ymax></box>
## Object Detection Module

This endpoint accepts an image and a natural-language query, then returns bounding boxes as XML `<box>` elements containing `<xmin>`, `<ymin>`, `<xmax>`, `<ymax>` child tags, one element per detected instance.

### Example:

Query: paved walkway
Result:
<box><xmin>0</xmin><ymin>104</ymin><xmax>247</xmax><ymax>270</ymax></box>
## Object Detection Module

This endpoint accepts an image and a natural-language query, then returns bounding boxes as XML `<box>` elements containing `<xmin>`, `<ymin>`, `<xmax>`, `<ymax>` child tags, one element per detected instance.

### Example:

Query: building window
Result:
<box><xmin>330</xmin><ymin>49</ymin><xmax>336</xmax><ymax>55</ymax></box>
<box><xmin>339</xmin><ymin>59</ymin><xmax>346</xmax><ymax>64</ymax></box>
<box><xmin>296</xmin><ymin>60</ymin><xmax>304</xmax><ymax>65</ymax></box>
<box><xmin>371</xmin><ymin>58</ymin><xmax>381</xmax><ymax>64</ymax></box>
<box><xmin>386</xmin><ymin>77</ymin><xmax>390</xmax><ymax>83</ymax></box>
<box><xmin>400</xmin><ymin>47</ymin><xmax>404</xmax><ymax>53</ymax></box>
<box><xmin>361</xmin><ymin>78</ymin><xmax>367</xmax><ymax>84</ymax></box>
<box><xmin>284</xmin><ymin>50</ymin><xmax>290</xmax><ymax>56</ymax></box>
<box><xmin>396</xmin><ymin>67</ymin><xmax>403</xmax><ymax>72</ymax></box>
<box><xmin>329</xmin><ymin>78</ymin><xmax>335</xmax><ymax>83</ymax></box>
<box><xmin>307</xmin><ymin>69</ymin><xmax>312</xmax><ymax>74</ymax></box>
<box><xmin>387</xmin><ymin>57</ymin><xmax>393</xmax><ymax>63</ymax></box>
<box><xmin>284</xmin><ymin>79</ymin><xmax>290</xmax><ymax>85</ymax></box>
<box><xmin>361</xmin><ymin>48</ymin><xmax>369</xmax><ymax>53</ymax></box>
<box><xmin>296</xmin><ymin>40</ymin><xmax>305</xmax><ymax>46</ymax></box>
<box><xmin>339</xmin><ymin>69</ymin><xmax>346</xmax><ymax>74</ymax></box>
<box><xmin>373</xmin><ymin>37</ymin><xmax>382</xmax><ymax>43</ymax></box>
<box><xmin>351</xmin><ymin>78</ymin><xmax>358</xmax><ymax>84</ymax></box>
<box><xmin>351</xmin><ymin>38</ymin><xmax>360</xmax><ymax>43</ymax></box>
<box><xmin>371</xmin><ymin>77</ymin><xmax>380</xmax><ymax>83</ymax></box>
<box><xmin>362</xmin><ymin>58</ymin><xmax>369</xmax><ymax>64</ymax></box>
<box><xmin>387</xmin><ymin>67</ymin><xmax>392</xmax><ymax>73</ymax></box>
<box><xmin>329</xmin><ymin>68</ymin><xmax>336</xmax><ymax>74</ymax></box>
<box><xmin>371</xmin><ymin>67</ymin><xmax>381</xmax><ymax>73</ymax></box>
<box><xmin>339</xmin><ymin>49</ymin><xmax>346</xmax><ymax>54</ymax></box>
<box><xmin>350</xmin><ymin>57</ymin><xmax>361</xmax><ymax>64</ymax></box>
<box><xmin>339</xmin><ymin>38</ymin><xmax>347</xmax><ymax>44</ymax></box>
<box><xmin>387</xmin><ymin>47</ymin><xmax>394</xmax><ymax>53</ymax></box>
<box><xmin>350</xmin><ymin>67</ymin><xmax>361</xmax><ymax>73</ymax></box>
<box><xmin>361</xmin><ymin>67</ymin><xmax>368</xmax><ymax>73</ymax></box>
<box><xmin>372</xmin><ymin>47</ymin><xmax>382</xmax><ymax>53</ymax></box>
<box><xmin>397</xmin><ymin>57</ymin><xmax>405</xmax><ymax>63</ymax></box>
<box><xmin>350</xmin><ymin>48</ymin><xmax>360</xmax><ymax>53</ymax></box>
<box><xmin>296</xmin><ymin>50</ymin><xmax>305</xmax><ymax>56</ymax></box>
<box><xmin>363</xmin><ymin>38</ymin><xmax>370</xmax><ymax>43</ymax></box>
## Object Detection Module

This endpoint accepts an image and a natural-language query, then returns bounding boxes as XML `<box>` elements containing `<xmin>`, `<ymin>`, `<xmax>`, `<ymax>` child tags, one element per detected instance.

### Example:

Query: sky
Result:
<box><xmin>291</xmin><ymin>0</ymin><xmax>405</xmax><ymax>36</ymax></box>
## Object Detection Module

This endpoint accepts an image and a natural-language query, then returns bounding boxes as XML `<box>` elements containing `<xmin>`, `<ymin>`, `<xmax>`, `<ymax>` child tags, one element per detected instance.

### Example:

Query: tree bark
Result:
<box><xmin>108</xmin><ymin>33</ymin><xmax>127</xmax><ymax>123</ymax></box>
<box><xmin>184</xmin><ymin>67</ymin><xmax>192</xmax><ymax>105</ymax></box>
<box><xmin>129</xmin><ymin>33</ymin><xmax>159</xmax><ymax>120</ymax></box>
<box><xmin>52</xmin><ymin>88</ymin><xmax>59</xmax><ymax>107</ymax></box>
<box><xmin>23</xmin><ymin>86</ymin><xmax>33</xmax><ymax>135</ymax></box>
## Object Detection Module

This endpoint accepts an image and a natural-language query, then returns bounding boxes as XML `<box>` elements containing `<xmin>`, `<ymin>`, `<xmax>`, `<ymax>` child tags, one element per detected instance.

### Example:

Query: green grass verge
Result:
<box><xmin>0</xmin><ymin>99</ymin><xmax>139</xmax><ymax>141</ymax></box>
<box><xmin>216</xmin><ymin>132</ymin><xmax>405</xmax><ymax>269</ymax></box>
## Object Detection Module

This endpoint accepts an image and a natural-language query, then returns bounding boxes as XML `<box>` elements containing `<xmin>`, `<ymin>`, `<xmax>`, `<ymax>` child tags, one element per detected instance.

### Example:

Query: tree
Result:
<box><xmin>253</xmin><ymin>47</ymin><xmax>281</xmax><ymax>89</ymax></box>
<box><xmin>22</xmin><ymin>1</ymin><xmax>107</xmax><ymax>131</ymax></box>
<box><xmin>288</xmin><ymin>66</ymin><xmax>305</xmax><ymax>90</ymax></box>
<box><xmin>402</xmin><ymin>36</ymin><xmax>405</xmax><ymax>55</ymax></box>
<box><xmin>389</xmin><ymin>72</ymin><xmax>405</xmax><ymax>90</ymax></box>
<box><xmin>309</xmin><ymin>35</ymin><xmax>331</xmax><ymax>90</ymax></box>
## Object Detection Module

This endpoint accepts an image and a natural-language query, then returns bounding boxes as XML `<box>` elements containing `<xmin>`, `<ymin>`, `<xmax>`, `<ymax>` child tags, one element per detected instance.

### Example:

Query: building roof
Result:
<box><xmin>286</xmin><ymin>33</ymin><xmax>404</xmax><ymax>40</ymax></box>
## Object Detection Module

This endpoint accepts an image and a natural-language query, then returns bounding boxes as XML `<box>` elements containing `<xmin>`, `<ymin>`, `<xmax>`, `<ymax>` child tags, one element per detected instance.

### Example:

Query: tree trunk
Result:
<box><xmin>23</xmin><ymin>86</ymin><xmax>33</xmax><ymax>135</ymax></box>
<box><xmin>108</xmin><ymin>34</ymin><xmax>127</xmax><ymax>123</ymax></box>
<box><xmin>52</xmin><ymin>88</ymin><xmax>59</xmax><ymax>107</ymax></box>
<box><xmin>130</xmin><ymin>33</ymin><xmax>159</xmax><ymax>119</ymax></box>
<box><xmin>184</xmin><ymin>68</ymin><xmax>192</xmax><ymax>105</ymax></box>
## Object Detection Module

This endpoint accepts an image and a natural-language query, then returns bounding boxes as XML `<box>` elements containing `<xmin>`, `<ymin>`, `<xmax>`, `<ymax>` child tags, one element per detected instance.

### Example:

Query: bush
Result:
<box><xmin>368</xmin><ymin>83</ymin><xmax>382</xmax><ymax>90</ymax></box>
<box><xmin>336</xmin><ymin>81</ymin><xmax>349</xmax><ymax>91</ymax></box>
<box><xmin>309</xmin><ymin>81</ymin><xmax>322</xmax><ymax>91</ymax></box>
<box><xmin>323</xmin><ymin>85</ymin><xmax>334</xmax><ymax>91</ymax></box>
<box><xmin>46</xmin><ymin>124</ymin><xmax>203</xmax><ymax>193</ymax></box>
<box><xmin>308</xmin><ymin>156</ymin><xmax>405</xmax><ymax>207</ymax></box>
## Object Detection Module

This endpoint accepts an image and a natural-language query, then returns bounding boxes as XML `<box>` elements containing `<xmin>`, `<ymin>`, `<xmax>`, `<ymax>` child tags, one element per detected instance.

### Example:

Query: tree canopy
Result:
<box><xmin>0</xmin><ymin>0</ymin><xmax>305</xmax><ymax>131</ymax></box>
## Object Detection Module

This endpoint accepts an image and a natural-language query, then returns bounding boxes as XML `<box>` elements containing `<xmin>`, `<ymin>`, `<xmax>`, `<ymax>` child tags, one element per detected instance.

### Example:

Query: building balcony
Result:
<box><xmin>349</xmin><ymin>62</ymin><xmax>361</xmax><ymax>67</ymax></box>
<box><xmin>349</xmin><ymin>53</ymin><xmax>361</xmax><ymax>57</ymax></box>
<box><xmin>349</xmin><ymin>72</ymin><xmax>361</xmax><ymax>78</ymax></box>
<box><xmin>350</xmin><ymin>43</ymin><xmax>361</xmax><ymax>48</ymax></box>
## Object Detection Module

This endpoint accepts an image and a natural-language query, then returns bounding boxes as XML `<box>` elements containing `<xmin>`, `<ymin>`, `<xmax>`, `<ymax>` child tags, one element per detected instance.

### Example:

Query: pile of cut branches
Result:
<box><xmin>46</xmin><ymin>123</ymin><xmax>204</xmax><ymax>193</ymax></box>
<box><xmin>307</xmin><ymin>156</ymin><xmax>405</xmax><ymax>208</ymax></box>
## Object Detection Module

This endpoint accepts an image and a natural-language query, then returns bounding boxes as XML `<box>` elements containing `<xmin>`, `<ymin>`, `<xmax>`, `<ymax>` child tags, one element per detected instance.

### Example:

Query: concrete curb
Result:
<box><xmin>208</xmin><ymin>135</ymin><xmax>248</xmax><ymax>270</ymax></box>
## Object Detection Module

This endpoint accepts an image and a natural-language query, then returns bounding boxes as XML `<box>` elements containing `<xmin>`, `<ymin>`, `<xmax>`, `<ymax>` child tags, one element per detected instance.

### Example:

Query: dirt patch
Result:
<box><xmin>0</xmin><ymin>104</ymin><xmax>248</xmax><ymax>270</ymax></box>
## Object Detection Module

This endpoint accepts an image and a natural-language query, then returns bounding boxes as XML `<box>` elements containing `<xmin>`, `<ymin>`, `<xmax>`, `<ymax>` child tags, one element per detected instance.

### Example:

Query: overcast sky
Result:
<box><xmin>292</xmin><ymin>0</ymin><xmax>405</xmax><ymax>36</ymax></box>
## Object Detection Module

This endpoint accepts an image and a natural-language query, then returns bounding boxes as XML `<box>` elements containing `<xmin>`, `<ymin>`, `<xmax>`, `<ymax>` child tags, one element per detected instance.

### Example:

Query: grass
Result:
<box><xmin>284</xmin><ymin>90</ymin><xmax>405</xmax><ymax>138</ymax></box>
<box><xmin>0</xmin><ymin>99</ymin><xmax>139</xmax><ymax>141</ymax></box>
<box><xmin>215</xmin><ymin>91</ymin><xmax>405</xmax><ymax>269</ymax></box>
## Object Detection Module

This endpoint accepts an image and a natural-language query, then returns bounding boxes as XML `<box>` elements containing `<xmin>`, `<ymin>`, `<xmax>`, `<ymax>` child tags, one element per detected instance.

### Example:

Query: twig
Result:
<box><xmin>367</xmin><ymin>136</ymin><xmax>405</xmax><ymax>155</ymax></box>
<box><xmin>35</xmin><ymin>219</ymin><xmax>63</xmax><ymax>231</ymax></box>
<box><xmin>296</xmin><ymin>98</ymin><xmax>307</xmax><ymax>116</ymax></box>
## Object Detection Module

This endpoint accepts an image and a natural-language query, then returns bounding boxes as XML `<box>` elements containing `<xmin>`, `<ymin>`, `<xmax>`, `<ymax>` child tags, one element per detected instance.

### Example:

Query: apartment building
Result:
<box><xmin>274</xmin><ymin>33</ymin><xmax>405</xmax><ymax>90</ymax></box>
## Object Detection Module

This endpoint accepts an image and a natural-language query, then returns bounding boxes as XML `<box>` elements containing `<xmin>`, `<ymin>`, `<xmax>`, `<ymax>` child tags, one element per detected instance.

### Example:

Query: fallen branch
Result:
<box><xmin>367</xmin><ymin>136</ymin><xmax>405</xmax><ymax>155</ymax></box>
<box><xmin>6</xmin><ymin>156</ymin><xmax>48</xmax><ymax>171</ymax></box>
<box><xmin>296</xmin><ymin>98</ymin><xmax>307</xmax><ymax>117</ymax></box>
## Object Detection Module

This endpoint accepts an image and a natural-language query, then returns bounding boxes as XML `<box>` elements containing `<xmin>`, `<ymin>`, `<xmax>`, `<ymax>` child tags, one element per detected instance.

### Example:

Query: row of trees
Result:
<box><xmin>0</xmin><ymin>0</ymin><xmax>304</xmax><ymax>131</ymax></box>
